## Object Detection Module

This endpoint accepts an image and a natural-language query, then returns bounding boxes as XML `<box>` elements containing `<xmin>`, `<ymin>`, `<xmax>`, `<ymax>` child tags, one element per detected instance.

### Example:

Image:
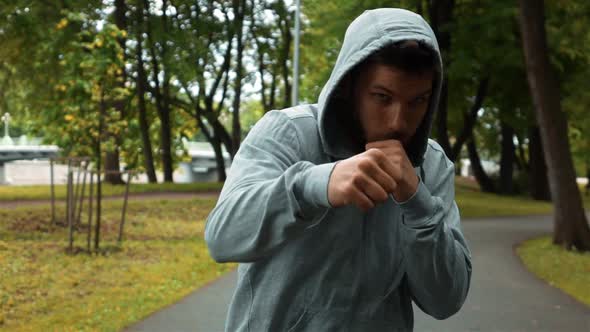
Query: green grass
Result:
<box><xmin>454</xmin><ymin>177</ymin><xmax>554</xmax><ymax>218</ymax></box>
<box><xmin>517</xmin><ymin>236</ymin><xmax>590</xmax><ymax>307</ymax></box>
<box><xmin>0</xmin><ymin>182</ymin><xmax>224</xmax><ymax>201</ymax></box>
<box><xmin>0</xmin><ymin>197</ymin><xmax>235</xmax><ymax>331</ymax></box>
<box><xmin>454</xmin><ymin>176</ymin><xmax>590</xmax><ymax>218</ymax></box>
<box><xmin>455</xmin><ymin>186</ymin><xmax>554</xmax><ymax>218</ymax></box>
<box><xmin>1</xmin><ymin>177</ymin><xmax>589</xmax><ymax>330</ymax></box>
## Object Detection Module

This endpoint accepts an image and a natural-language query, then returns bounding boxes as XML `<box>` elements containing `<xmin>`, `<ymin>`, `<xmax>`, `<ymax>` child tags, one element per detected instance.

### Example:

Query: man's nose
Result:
<box><xmin>389</xmin><ymin>102</ymin><xmax>408</xmax><ymax>133</ymax></box>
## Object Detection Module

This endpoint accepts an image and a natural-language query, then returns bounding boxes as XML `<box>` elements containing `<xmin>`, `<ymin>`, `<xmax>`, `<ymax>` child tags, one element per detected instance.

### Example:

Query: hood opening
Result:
<box><xmin>316</xmin><ymin>8</ymin><xmax>443</xmax><ymax>167</ymax></box>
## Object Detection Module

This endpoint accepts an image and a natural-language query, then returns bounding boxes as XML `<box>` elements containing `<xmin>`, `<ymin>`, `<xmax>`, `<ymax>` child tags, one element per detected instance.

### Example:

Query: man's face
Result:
<box><xmin>353</xmin><ymin>63</ymin><xmax>434</xmax><ymax>146</ymax></box>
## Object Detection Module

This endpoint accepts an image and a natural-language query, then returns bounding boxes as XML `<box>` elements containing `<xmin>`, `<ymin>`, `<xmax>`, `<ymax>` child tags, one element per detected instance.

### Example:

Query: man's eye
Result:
<box><xmin>413</xmin><ymin>96</ymin><xmax>428</xmax><ymax>105</ymax></box>
<box><xmin>372</xmin><ymin>93</ymin><xmax>391</xmax><ymax>103</ymax></box>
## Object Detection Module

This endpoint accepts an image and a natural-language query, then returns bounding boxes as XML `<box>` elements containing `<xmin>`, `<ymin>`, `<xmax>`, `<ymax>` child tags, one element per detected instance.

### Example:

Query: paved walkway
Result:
<box><xmin>127</xmin><ymin>215</ymin><xmax>590</xmax><ymax>332</ymax></box>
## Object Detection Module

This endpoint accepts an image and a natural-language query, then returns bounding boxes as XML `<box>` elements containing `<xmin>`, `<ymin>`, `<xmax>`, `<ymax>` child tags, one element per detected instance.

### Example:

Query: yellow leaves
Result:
<box><xmin>106</xmin><ymin>64</ymin><xmax>120</xmax><ymax>77</ymax></box>
<box><xmin>94</xmin><ymin>38</ymin><xmax>104</xmax><ymax>48</ymax></box>
<box><xmin>56</xmin><ymin>18</ymin><xmax>68</xmax><ymax>30</ymax></box>
<box><xmin>182</xmin><ymin>129</ymin><xmax>194</xmax><ymax>138</ymax></box>
<box><xmin>110</xmin><ymin>29</ymin><xmax>128</xmax><ymax>39</ymax></box>
<box><xmin>64</xmin><ymin>114</ymin><xmax>74</xmax><ymax>122</ymax></box>
<box><xmin>89</xmin><ymin>129</ymin><xmax>100</xmax><ymax>139</ymax></box>
<box><xmin>54</xmin><ymin>84</ymin><xmax>67</xmax><ymax>92</ymax></box>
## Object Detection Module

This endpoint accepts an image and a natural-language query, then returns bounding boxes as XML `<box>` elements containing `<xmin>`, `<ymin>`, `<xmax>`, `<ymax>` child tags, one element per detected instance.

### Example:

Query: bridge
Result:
<box><xmin>0</xmin><ymin>113</ymin><xmax>59</xmax><ymax>184</ymax></box>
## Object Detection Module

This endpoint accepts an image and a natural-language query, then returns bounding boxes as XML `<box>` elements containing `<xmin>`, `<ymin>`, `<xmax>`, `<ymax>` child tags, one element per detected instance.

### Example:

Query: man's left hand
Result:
<box><xmin>365</xmin><ymin>140</ymin><xmax>419</xmax><ymax>202</ymax></box>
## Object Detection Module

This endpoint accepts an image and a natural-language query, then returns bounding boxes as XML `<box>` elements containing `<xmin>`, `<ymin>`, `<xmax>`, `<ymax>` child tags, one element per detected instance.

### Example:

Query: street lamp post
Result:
<box><xmin>1</xmin><ymin>112</ymin><xmax>11</xmax><ymax>138</ymax></box>
<box><xmin>1</xmin><ymin>113</ymin><xmax>13</xmax><ymax>146</ymax></box>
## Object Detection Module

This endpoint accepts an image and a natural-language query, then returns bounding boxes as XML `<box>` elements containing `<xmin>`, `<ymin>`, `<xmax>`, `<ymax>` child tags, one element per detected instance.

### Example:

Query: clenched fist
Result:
<box><xmin>327</xmin><ymin>140</ymin><xmax>419</xmax><ymax>211</ymax></box>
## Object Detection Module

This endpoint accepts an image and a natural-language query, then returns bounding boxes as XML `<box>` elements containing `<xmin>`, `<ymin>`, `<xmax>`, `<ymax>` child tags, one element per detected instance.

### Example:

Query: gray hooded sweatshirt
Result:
<box><xmin>205</xmin><ymin>8</ymin><xmax>472</xmax><ymax>332</ymax></box>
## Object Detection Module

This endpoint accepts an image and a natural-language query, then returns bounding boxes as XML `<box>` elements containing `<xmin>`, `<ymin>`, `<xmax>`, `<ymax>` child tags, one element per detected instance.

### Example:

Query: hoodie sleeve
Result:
<box><xmin>396</xmin><ymin>146</ymin><xmax>472</xmax><ymax>320</ymax></box>
<box><xmin>204</xmin><ymin>110</ymin><xmax>336</xmax><ymax>263</ymax></box>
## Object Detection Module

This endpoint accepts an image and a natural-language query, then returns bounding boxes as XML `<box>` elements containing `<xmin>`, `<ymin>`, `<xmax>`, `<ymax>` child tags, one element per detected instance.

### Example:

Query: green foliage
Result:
<box><xmin>517</xmin><ymin>236</ymin><xmax>590</xmax><ymax>307</ymax></box>
<box><xmin>45</xmin><ymin>12</ymin><xmax>131</xmax><ymax>159</ymax></box>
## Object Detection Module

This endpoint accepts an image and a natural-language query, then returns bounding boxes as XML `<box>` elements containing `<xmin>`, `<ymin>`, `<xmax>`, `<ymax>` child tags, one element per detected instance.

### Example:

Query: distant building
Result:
<box><xmin>176</xmin><ymin>142</ymin><xmax>232</xmax><ymax>183</ymax></box>
<box><xmin>0</xmin><ymin>136</ymin><xmax>59</xmax><ymax>184</ymax></box>
<box><xmin>1</xmin><ymin>139</ymin><xmax>231</xmax><ymax>185</ymax></box>
<box><xmin>459</xmin><ymin>158</ymin><xmax>500</xmax><ymax>178</ymax></box>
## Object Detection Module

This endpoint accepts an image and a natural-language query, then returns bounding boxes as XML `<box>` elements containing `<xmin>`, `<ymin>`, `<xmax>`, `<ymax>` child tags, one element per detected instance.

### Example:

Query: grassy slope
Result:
<box><xmin>0</xmin><ymin>197</ymin><xmax>234</xmax><ymax>331</ymax></box>
<box><xmin>0</xmin><ymin>182</ymin><xmax>224</xmax><ymax>201</ymax></box>
<box><xmin>1</xmin><ymin>177</ymin><xmax>589</xmax><ymax>330</ymax></box>
<box><xmin>517</xmin><ymin>237</ymin><xmax>590</xmax><ymax>307</ymax></box>
<box><xmin>454</xmin><ymin>176</ymin><xmax>556</xmax><ymax>218</ymax></box>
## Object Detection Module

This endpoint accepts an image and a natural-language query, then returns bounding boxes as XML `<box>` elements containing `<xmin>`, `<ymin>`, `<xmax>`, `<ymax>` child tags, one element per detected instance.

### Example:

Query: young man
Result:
<box><xmin>205</xmin><ymin>8</ymin><xmax>472</xmax><ymax>331</ymax></box>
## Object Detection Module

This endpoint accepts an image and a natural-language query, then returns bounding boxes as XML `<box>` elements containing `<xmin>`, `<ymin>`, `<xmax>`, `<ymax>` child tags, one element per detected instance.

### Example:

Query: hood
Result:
<box><xmin>317</xmin><ymin>8</ymin><xmax>443</xmax><ymax>167</ymax></box>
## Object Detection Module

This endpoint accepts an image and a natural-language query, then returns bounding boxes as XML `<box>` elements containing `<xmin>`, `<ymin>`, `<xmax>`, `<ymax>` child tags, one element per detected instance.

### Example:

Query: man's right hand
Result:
<box><xmin>327</xmin><ymin>149</ymin><xmax>398</xmax><ymax>211</ymax></box>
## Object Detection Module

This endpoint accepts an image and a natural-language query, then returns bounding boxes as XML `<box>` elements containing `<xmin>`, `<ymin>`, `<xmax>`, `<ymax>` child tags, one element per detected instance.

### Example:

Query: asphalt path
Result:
<box><xmin>126</xmin><ymin>215</ymin><xmax>590</xmax><ymax>332</ymax></box>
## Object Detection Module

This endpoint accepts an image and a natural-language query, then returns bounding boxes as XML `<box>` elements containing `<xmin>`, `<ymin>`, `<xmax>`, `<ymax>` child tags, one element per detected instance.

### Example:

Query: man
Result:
<box><xmin>205</xmin><ymin>8</ymin><xmax>472</xmax><ymax>331</ymax></box>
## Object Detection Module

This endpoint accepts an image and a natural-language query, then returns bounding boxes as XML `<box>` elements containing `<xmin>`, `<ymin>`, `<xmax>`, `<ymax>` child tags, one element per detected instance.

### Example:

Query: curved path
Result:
<box><xmin>124</xmin><ymin>215</ymin><xmax>590</xmax><ymax>332</ymax></box>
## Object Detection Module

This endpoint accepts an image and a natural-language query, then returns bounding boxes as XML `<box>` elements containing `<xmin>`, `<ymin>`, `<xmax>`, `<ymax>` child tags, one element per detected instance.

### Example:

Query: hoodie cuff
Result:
<box><xmin>394</xmin><ymin>179</ymin><xmax>438</xmax><ymax>227</ymax></box>
<box><xmin>300</xmin><ymin>162</ymin><xmax>337</xmax><ymax>209</ymax></box>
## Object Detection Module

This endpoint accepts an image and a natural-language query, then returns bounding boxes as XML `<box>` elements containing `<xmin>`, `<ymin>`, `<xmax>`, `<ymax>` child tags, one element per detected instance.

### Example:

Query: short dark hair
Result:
<box><xmin>361</xmin><ymin>40</ymin><xmax>437</xmax><ymax>75</ymax></box>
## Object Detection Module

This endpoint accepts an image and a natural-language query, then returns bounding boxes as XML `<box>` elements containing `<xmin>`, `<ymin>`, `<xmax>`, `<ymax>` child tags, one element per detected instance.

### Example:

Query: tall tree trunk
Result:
<box><xmin>160</xmin><ymin>0</ymin><xmax>173</xmax><ymax>182</ymax></box>
<box><xmin>160</xmin><ymin>95</ymin><xmax>174</xmax><ymax>182</ymax></box>
<box><xmin>429</xmin><ymin>0</ymin><xmax>455</xmax><ymax>157</ymax></box>
<box><xmin>144</xmin><ymin>0</ymin><xmax>173</xmax><ymax>182</ymax></box>
<box><xmin>104</xmin><ymin>0</ymin><xmax>127</xmax><ymax>184</ymax></box>
<box><xmin>211</xmin><ymin>126</ymin><xmax>227</xmax><ymax>182</ymax></box>
<box><xmin>134</xmin><ymin>2</ymin><xmax>157</xmax><ymax>183</ymax></box>
<box><xmin>231</xmin><ymin>0</ymin><xmax>246</xmax><ymax>155</ymax></box>
<box><xmin>449</xmin><ymin>77</ymin><xmax>489</xmax><ymax>162</ymax></box>
<box><xmin>518</xmin><ymin>0</ymin><xmax>590</xmax><ymax>250</ymax></box>
<box><xmin>280</xmin><ymin>13</ymin><xmax>292</xmax><ymax>109</ymax></box>
<box><xmin>435</xmin><ymin>80</ymin><xmax>452</xmax><ymax>157</ymax></box>
<box><xmin>528</xmin><ymin>126</ymin><xmax>550</xmax><ymax>201</ymax></box>
<box><xmin>499</xmin><ymin>121</ymin><xmax>515</xmax><ymax>194</ymax></box>
<box><xmin>194</xmin><ymin>110</ymin><xmax>225</xmax><ymax>181</ymax></box>
<box><xmin>514</xmin><ymin>132</ymin><xmax>528</xmax><ymax>171</ymax></box>
<box><xmin>467</xmin><ymin>136</ymin><xmax>496</xmax><ymax>193</ymax></box>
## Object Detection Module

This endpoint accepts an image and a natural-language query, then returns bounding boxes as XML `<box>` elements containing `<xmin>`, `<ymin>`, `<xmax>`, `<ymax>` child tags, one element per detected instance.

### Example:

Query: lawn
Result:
<box><xmin>0</xmin><ymin>182</ymin><xmax>224</xmax><ymax>201</ymax></box>
<box><xmin>0</xmin><ymin>197</ymin><xmax>234</xmax><ymax>332</ymax></box>
<box><xmin>454</xmin><ymin>177</ymin><xmax>557</xmax><ymax>218</ymax></box>
<box><xmin>517</xmin><ymin>236</ymin><xmax>590</xmax><ymax>307</ymax></box>
<box><xmin>1</xmin><ymin>177</ymin><xmax>589</xmax><ymax>331</ymax></box>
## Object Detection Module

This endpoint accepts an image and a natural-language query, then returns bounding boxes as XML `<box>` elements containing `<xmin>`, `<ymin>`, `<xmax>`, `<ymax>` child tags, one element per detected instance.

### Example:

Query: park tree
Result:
<box><xmin>518</xmin><ymin>0</ymin><xmax>590</xmax><ymax>250</ymax></box>
<box><xmin>129</xmin><ymin>0</ymin><xmax>158</xmax><ymax>183</ymax></box>
<box><xmin>49</xmin><ymin>12</ymin><xmax>131</xmax><ymax>167</ymax></box>
<box><xmin>0</xmin><ymin>1</ymin><xmax>148</xmax><ymax>184</ymax></box>
<box><xmin>103</xmin><ymin>0</ymin><xmax>129</xmax><ymax>185</ymax></box>
<box><xmin>250</xmin><ymin>0</ymin><xmax>295</xmax><ymax>112</ymax></box>
<box><xmin>167</xmin><ymin>0</ymin><xmax>239</xmax><ymax>181</ymax></box>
